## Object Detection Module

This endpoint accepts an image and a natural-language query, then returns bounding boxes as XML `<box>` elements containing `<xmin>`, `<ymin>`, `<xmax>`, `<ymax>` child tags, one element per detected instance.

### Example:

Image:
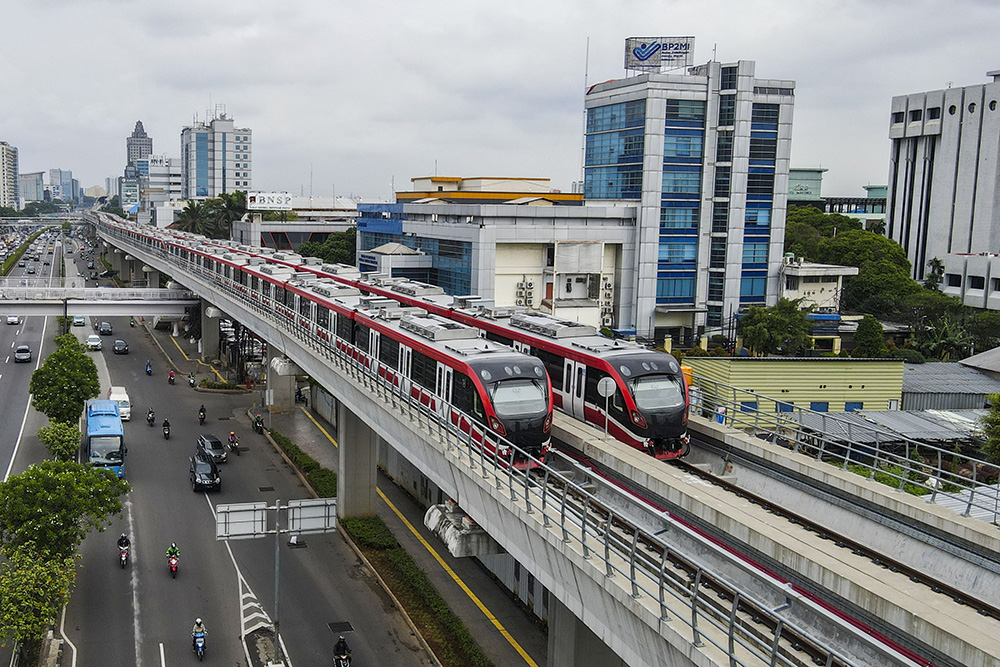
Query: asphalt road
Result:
<box><xmin>0</xmin><ymin>238</ymin><xmax>433</xmax><ymax>666</ymax></box>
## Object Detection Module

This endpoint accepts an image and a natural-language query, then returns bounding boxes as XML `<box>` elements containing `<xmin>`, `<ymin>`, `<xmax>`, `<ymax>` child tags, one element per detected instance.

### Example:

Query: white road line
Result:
<box><xmin>200</xmin><ymin>493</ymin><xmax>294</xmax><ymax>667</ymax></box>
<box><xmin>3</xmin><ymin>316</ymin><xmax>46</xmax><ymax>482</ymax></box>
<box><xmin>59</xmin><ymin>606</ymin><xmax>78</xmax><ymax>667</ymax></box>
<box><xmin>159</xmin><ymin>643</ymin><xmax>165</xmax><ymax>667</ymax></box>
<box><xmin>126</xmin><ymin>497</ymin><xmax>143</xmax><ymax>667</ymax></box>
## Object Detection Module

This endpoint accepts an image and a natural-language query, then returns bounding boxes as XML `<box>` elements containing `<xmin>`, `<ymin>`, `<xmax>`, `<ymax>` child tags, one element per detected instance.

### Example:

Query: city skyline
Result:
<box><xmin>2</xmin><ymin>0</ymin><xmax>998</xmax><ymax>200</ymax></box>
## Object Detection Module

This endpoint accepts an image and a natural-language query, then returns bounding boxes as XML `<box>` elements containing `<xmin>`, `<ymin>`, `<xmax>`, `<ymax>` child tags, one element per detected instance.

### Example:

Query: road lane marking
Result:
<box><xmin>378</xmin><ymin>490</ymin><xmax>540</xmax><ymax>667</ymax></box>
<box><xmin>126</xmin><ymin>497</ymin><xmax>143</xmax><ymax>667</ymax></box>
<box><xmin>165</xmin><ymin>336</ymin><xmax>226</xmax><ymax>382</ymax></box>
<box><xmin>159</xmin><ymin>643</ymin><xmax>165</xmax><ymax>666</ymax></box>
<box><xmin>4</xmin><ymin>317</ymin><xmax>46</xmax><ymax>482</ymax></box>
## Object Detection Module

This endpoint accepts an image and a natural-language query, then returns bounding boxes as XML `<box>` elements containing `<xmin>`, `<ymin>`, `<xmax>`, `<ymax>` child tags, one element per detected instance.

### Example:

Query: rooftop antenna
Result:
<box><xmin>310</xmin><ymin>163</ymin><xmax>314</xmax><ymax>198</ymax></box>
<box><xmin>580</xmin><ymin>37</ymin><xmax>590</xmax><ymax>184</ymax></box>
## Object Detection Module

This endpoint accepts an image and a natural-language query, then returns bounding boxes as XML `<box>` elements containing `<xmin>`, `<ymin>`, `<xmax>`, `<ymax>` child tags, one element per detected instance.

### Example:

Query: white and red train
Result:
<box><xmin>98</xmin><ymin>216</ymin><xmax>688</xmax><ymax>460</ymax></box>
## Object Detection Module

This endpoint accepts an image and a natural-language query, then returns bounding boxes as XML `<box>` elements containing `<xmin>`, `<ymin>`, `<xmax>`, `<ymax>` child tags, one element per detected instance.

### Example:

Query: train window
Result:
<box><xmin>453</xmin><ymin>372</ymin><xmax>486</xmax><ymax>422</ymax></box>
<box><xmin>261</xmin><ymin>280</ymin><xmax>271</xmax><ymax>298</ymax></box>
<box><xmin>355</xmin><ymin>322</ymin><xmax>370</xmax><ymax>353</ymax></box>
<box><xmin>576</xmin><ymin>368</ymin><xmax>584</xmax><ymax>399</ymax></box>
<box><xmin>534</xmin><ymin>348</ymin><xmax>564</xmax><ymax>390</ymax></box>
<box><xmin>411</xmin><ymin>350</ymin><xmax>436</xmax><ymax>391</ymax></box>
<box><xmin>490</xmin><ymin>379</ymin><xmax>546</xmax><ymax>417</ymax></box>
<box><xmin>317</xmin><ymin>306</ymin><xmax>330</xmax><ymax>329</ymax></box>
<box><xmin>238</xmin><ymin>271</ymin><xmax>247</xmax><ymax>287</ymax></box>
<box><xmin>379</xmin><ymin>336</ymin><xmax>399</xmax><ymax>370</ymax></box>
<box><xmin>485</xmin><ymin>331</ymin><xmax>514</xmax><ymax>348</ymax></box>
<box><xmin>630</xmin><ymin>375</ymin><xmax>685</xmax><ymax>410</ymax></box>
<box><xmin>251</xmin><ymin>276</ymin><xmax>260</xmax><ymax>293</ymax></box>
<box><xmin>275</xmin><ymin>285</ymin><xmax>285</xmax><ymax>304</ymax></box>
<box><xmin>585</xmin><ymin>369</ymin><xmax>613</xmax><ymax>405</ymax></box>
<box><xmin>299</xmin><ymin>295</ymin><xmax>311</xmax><ymax>318</ymax></box>
<box><xmin>336</xmin><ymin>313</ymin><xmax>353</xmax><ymax>342</ymax></box>
<box><xmin>284</xmin><ymin>289</ymin><xmax>296</xmax><ymax>309</ymax></box>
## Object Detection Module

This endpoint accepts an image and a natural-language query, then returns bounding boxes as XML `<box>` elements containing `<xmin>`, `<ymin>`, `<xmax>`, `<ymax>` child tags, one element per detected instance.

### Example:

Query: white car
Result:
<box><xmin>6</xmin><ymin>315</ymin><xmax>20</xmax><ymax>325</ymax></box>
<box><xmin>86</xmin><ymin>334</ymin><xmax>102</xmax><ymax>351</ymax></box>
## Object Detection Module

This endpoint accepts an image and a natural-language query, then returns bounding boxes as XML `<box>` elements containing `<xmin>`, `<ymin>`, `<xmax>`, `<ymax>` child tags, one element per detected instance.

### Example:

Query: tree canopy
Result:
<box><xmin>297</xmin><ymin>227</ymin><xmax>357</xmax><ymax>265</ymax></box>
<box><xmin>0</xmin><ymin>461</ymin><xmax>130</xmax><ymax>558</ymax></box>
<box><xmin>738</xmin><ymin>298</ymin><xmax>813</xmax><ymax>356</ymax></box>
<box><xmin>0</xmin><ymin>548</ymin><xmax>76</xmax><ymax>642</ymax></box>
<box><xmin>852</xmin><ymin>314</ymin><xmax>887</xmax><ymax>358</ymax></box>
<box><xmin>36</xmin><ymin>422</ymin><xmax>82</xmax><ymax>462</ymax></box>
<box><xmin>170</xmin><ymin>191</ymin><xmax>247</xmax><ymax>239</ymax></box>
<box><xmin>29</xmin><ymin>334</ymin><xmax>100</xmax><ymax>424</ymax></box>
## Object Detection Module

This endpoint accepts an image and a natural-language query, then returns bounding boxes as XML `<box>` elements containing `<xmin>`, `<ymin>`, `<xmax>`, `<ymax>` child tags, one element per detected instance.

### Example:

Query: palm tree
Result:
<box><xmin>171</xmin><ymin>201</ymin><xmax>209</xmax><ymax>235</ymax></box>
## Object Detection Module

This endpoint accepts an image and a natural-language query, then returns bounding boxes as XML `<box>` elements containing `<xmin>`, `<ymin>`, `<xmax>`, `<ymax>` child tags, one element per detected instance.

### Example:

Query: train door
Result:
<box><xmin>563</xmin><ymin>359</ymin><xmax>586</xmax><ymax>419</ymax></box>
<box><xmin>436</xmin><ymin>364</ymin><xmax>453</xmax><ymax>417</ymax></box>
<box><xmin>400</xmin><ymin>345</ymin><xmax>413</xmax><ymax>397</ymax></box>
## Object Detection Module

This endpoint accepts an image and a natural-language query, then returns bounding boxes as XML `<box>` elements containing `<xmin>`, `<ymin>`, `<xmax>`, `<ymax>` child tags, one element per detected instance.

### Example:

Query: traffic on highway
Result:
<box><xmin>0</xmin><ymin>228</ymin><xmax>433</xmax><ymax>665</ymax></box>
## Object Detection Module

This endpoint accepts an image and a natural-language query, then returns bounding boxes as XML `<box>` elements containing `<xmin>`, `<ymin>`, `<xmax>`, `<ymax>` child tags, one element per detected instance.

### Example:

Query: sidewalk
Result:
<box><xmin>146</xmin><ymin>324</ymin><xmax>547</xmax><ymax>667</ymax></box>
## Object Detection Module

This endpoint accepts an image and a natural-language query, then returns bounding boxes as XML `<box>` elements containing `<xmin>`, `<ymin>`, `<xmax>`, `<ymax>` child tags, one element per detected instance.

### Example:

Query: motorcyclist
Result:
<box><xmin>254</xmin><ymin>413</ymin><xmax>264</xmax><ymax>431</ymax></box>
<box><xmin>129</xmin><ymin>316</ymin><xmax>136</xmax><ymax>327</ymax></box>
<box><xmin>168</xmin><ymin>370</ymin><xmax>175</xmax><ymax>382</ymax></box>
<box><xmin>145</xmin><ymin>360</ymin><xmax>152</xmax><ymax>374</ymax></box>
<box><xmin>117</xmin><ymin>533</ymin><xmax>131</xmax><ymax>550</ymax></box>
<box><xmin>147</xmin><ymin>408</ymin><xmax>155</xmax><ymax>424</ymax></box>
<box><xmin>191</xmin><ymin>617</ymin><xmax>207</xmax><ymax>650</ymax></box>
<box><xmin>334</xmin><ymin>635</ymin><xmax>351</xmax><ymax>660</ymax></box>
<box><xmin>228</xmin><ymin>431</ymin><xmax>238</xmax><ymax>445</ymax></box>
<box><xmin>188</xmin><ymin>372</ymin><xmax>196</xmax><ymax>386</ymax></box>
<box><xmin>166</xmin><ymin>542</ymin><xmax>180</xmax><ymax>559</ymax></box>
<box><xmin>162</xmin><ymin>418</ymin><xmax>170</xmax><ymax>429</ymax></box>
<box><xmin>199</xmin><ymin>405</ymin><xmax>206</xmax><ymax>421</ymax></box>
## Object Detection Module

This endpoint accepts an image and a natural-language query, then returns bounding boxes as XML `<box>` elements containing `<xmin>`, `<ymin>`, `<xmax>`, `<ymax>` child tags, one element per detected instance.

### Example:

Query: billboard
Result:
<box><xmin>625</xmin><ymin>37</ymin><xmax>695</xmax><ymax>72</ymax></box>
<box><xmin>247</xmin><ymin>192</ymin><xmax>293</xmax><ymax>211</ymax></box>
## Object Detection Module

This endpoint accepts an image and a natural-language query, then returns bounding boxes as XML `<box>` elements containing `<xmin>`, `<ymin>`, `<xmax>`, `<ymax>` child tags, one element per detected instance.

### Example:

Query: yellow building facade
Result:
<box><xmin>683</xmin><ymin>357</ymin><xmax>903</xmax><ymax>413</ymax></box>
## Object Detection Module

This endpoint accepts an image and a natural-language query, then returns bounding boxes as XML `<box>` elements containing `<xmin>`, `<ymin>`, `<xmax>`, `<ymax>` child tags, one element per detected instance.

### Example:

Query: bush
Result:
<box><xmin>200</xmin><ymin>380</ymin><xmax>243</xmax><ymax>390</ymax></box>
<box><xmin>269</xmin><ymin>430</ymin><xmax>320</xmax><ymax>473</ymax></box>
<box><xmin>889</xmin><ymin>348</ymin><xmax>925</xmax><ymax>363</ymax></box>
<box><xmin>307</xmin><ymin>468</ymin><xmax>338</xmax><ymax>498</ymax></box>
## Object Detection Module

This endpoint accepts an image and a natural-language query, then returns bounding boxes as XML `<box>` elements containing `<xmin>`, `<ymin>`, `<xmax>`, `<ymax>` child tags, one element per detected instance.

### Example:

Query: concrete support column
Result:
<box><xmin>144</xmin><ymin>269</ymin><xmax>159</xmax><ymax>288</ymax></box>
<box><xmin>336</xmin><ymin>402</ymin><xmax>378</xmax><ymax>518</ymax></box>
<box><xmin>200</xmin><ymin>299</ymin><xmax>220</xmax><ymax>361</ymax></box>
<box><xmin>110</xmin><ymin>250</ymin><xmax>122</xmax><ymax>274</ymax></box>
<box><xmin>547</xmin><ymin>597</ymin><xmax>623</xmax><ymax>667</ymax></box>
<box><xmin>265</xmin><ymin>344</ymin><xmax>296</xmax><ymax>412</ymax></box>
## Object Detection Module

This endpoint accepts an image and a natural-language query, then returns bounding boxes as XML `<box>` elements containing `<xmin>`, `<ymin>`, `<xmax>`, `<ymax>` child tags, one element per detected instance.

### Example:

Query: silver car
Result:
<box><xmin>13</xmin><ymin>344</ymin><xmax>31</xmax><ymax>363</ymax></box>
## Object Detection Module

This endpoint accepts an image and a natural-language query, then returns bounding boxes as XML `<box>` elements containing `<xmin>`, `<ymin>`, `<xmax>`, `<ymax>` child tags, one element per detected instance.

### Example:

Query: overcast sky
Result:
<box><xmin>3</xmin><ymin>0</ymin><xmax>998</xmax><ymax>201</ymax></box>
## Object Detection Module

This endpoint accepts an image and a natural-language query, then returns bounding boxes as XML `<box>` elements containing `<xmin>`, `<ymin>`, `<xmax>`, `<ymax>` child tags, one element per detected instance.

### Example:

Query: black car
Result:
<box><xmin>112</xmin><ymin>339</ymin><xmax>129</xmax><ymax>354</ymax></box>
<box><xmin>98</xmin><ymin>322</ymin><xmax>113</xmax><ymax>335</ymax></box>
<box><xmin>189</xmin><ymin>452</ymin><xmax>221</xmax><ymax>492</ymax></box>
<box><xmin>196</xmin><ymin>434</ymin><xmax>228</xmax><ymax>463</ymax></box>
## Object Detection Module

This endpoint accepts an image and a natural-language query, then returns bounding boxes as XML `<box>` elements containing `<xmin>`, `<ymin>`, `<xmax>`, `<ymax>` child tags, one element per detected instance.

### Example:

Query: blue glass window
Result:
<box><xmin>662</xmin><ymin>167</ymin><xmax>702</xmax><ymax>194</ymax></box>
<box><xmin>751</xmin><ymin>103</ymin><xmax>780</xmax><ymax>129</ymax></box>
<box><xmin>663</xmin><ymin>133</ymin><xmax>703</xmax><ymax>159</ymax></box>
<box><xmin>745</xmin><ymin>207</ymin><xmax>771</xmax><ymax>226</ymax></box>
<box><xmin>845</xmin><ymin>402</ymin><xmax>863</xmax><ymax>412</ymax></box>
<box><xmin>585</xmin><ymin>165</ymin><xmax>643</xmax><ymax>199</ymax></box>
<box><xmin>587</xmin><ymin>101</ymin><xmax>646</xmax><ymax>133</ymax></box>
<box><xmin>740</xmin><ymin>276</ymin><xmax>766</xmax><ymax>299</ymax></box>
<box><xmin>740</xmin><ymin>401</ymin><xmax>759</xmax><ymax>413</ymax></box>
<box><xmin>742</xmin><ymin>242</ymin><xmax>768</xmax><ymax>264</ymax></box>
<box><xmin>665</xmin><ymin>99</ymin><xmax>706</xmax><ymax>124</ymax></box>
<box><xmin>586</xmin><ymin>129</ymin><xmax>644</xmax><ymax>166</ymax></box>
<box><xmin>658</xmin><ymin>239</ymin><xmax>697</xmax><ymax>264</ymax></box>
<box><xmin>660</xmin><ymin>206</ymin><xmax>699</xmax><ymax>229</ymax></box>
<box><xmin>656</xmin><ymin>277</ymin><xmax>695</xmax><ymax>299</ymax></box>
<box><xmin>810</xmin><ymin>402</ymin><xmax>829</xmax><ymax>413</ymax></box>
<box><xmin>777</xmin><ymin>402</ymin><xmax>794</xmax><ymax>413</ymax></box>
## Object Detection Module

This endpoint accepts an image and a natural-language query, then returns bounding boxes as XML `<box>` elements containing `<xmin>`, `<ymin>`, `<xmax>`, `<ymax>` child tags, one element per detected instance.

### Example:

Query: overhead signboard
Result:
<box><xmin>216</xmin><ymin>502</ymin><xmax>269</xmax><ymax>540</ymax></box>
<box><xmin>625</xmin><ymin>37</ymin><xmax>695</xmax><ymax>72</ymax></box>
<box><xmin>247</xmin><ymin>192</ymin><xmax>293</xmax><ymax>211</ymax></box>
<box><xmin>286</xmin><ymin>498</ymin><xmax>338</xmax><ymax>534</ymax></box>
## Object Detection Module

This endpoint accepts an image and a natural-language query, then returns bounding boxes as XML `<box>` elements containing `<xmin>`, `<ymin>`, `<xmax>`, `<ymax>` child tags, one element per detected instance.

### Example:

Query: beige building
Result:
<box><xmin>684</xmin><ymin>357</ymin><xmax>904</xmax><ymax>413</ymax></box>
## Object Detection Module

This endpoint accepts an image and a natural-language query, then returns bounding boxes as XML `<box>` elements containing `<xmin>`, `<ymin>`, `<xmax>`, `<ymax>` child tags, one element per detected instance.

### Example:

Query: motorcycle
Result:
<box><xmin>198</xmin><ymin>409</ymin><xmax>206</xmax><ymax>425</ymax></box>
<box><xmin>334</xmin><ymin>653</ymin><xmax>351</xmax><ymax>667</ymax></box>
<box><xmin>163</xmin><ymin>424</ymin><xmax>170</xmax><ymax>440</ymax></box>
<box><xmin>168</xmin><ymin>556</ymin><xmax>179</xmax><ymax>578</ymax></box>
<box><xmin>119</xmin><ymin>546</ymin><xmax>129</xmax><ymax>569</ymax></box>
<box><xmin>192</xmin><ymin>631</ymin><xmax>206</xmax><ymax>660</ymax></box>
<box><xmin>227</xmin><ymin>434</ymin><xmax>240</xmax><ymax>456</ymax></box>
<box><xmin>129</xmin><ymin>318</ymin><xmax>136</xmax><ymax>327</ymax></box>
<box><xmin>188</xmin><ymin>374</ymin><xmax>196</xmax><ymax>388</ymax></box>
<box><xmin>146</xmin><ymin>411</ymin><xmax>155</xmax><ymax>427</ymax></box>
<box><xmin>252</xmin><ymin>416</ymin><xmax>264</xmax><ymax>434</ymax></box>
<box><xmin>294</xmin><ymin>387</ymin><xmax>307</xmax><ymax>404</ymax></box>
<box><xmin>145</xmin><ymin>362</ymin><xmax>152</xmax><ymax>376</ymax></box>
<box><xmin>168</xmin><ymin>371</ymin><xmax>175</xmax><ymax>385</ymax></box>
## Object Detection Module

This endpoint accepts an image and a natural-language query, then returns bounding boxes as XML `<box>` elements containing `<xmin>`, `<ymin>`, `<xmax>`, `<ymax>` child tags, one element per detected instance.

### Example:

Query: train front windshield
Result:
<box><xmin>490</xmin><ymin>379</ymin><xmax>548</xmax><ymax>417</ymax></box>
<box><xmin>630</xmin><ymin>375</ymin><xmax>685</xmax><ymax>411</ymax></box>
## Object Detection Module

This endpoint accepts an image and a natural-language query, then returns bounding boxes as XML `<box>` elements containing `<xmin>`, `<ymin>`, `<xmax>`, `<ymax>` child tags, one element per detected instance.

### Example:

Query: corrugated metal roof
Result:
<box><xmin>931</xmin><ymin>483</ymin><xmax>1000</xmax><ymax>523</ymax></box>
<box><xmin>794</xmin><ymin>408</ymin><xmax>983</xmax><ymax>444</ymax></box>
<box><xmin>959</xmin><ymin>346</ymin><xmax>1000</xmax><ymax>373</ymax></box>
<box><xmin>902</xmin><ymin>362</ymin><xmax>1000</xmax><ymax>394</ymax></box>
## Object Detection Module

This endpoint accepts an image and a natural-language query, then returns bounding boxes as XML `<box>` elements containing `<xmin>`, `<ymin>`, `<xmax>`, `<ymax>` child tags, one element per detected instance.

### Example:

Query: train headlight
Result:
<box><xmin>542</xmin><ymin>413</ymin><xmax>552</xmax><ymax>432</ymax></box>
<box><xmin>489</xmin><ymin>416</ymin><xmax>507</xmax><ymax>436</ymax></box>
<box><xmin>630</xmin><ymin>410</ymin><xmax>647</xmax><ymax>428</ymax></box>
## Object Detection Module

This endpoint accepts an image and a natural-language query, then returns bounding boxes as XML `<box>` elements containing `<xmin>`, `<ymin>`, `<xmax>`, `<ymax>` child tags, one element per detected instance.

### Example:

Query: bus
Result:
<box><xmin>82</xmin><ymin>399</ymin><xmax>126</xmax><ymax>478</ymax></box>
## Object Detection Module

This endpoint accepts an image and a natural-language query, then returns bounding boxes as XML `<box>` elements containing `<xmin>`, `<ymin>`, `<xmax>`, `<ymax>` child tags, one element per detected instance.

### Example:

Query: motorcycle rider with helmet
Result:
<box><xmin>191</xmin><ymin>617</ymin><xmax>207</xmax><ymax>650</ymax></box>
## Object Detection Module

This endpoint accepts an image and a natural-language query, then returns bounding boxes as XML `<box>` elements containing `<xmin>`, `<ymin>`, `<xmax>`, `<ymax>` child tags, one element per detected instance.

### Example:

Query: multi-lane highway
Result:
<box><xmin>1</xmin><ymin>233</ymin><xmax>434</xmax><ymax>666</ymax></box>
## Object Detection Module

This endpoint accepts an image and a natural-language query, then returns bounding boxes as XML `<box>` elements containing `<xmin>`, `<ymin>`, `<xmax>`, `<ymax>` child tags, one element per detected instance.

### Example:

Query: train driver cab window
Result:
<box><xmin>630</xmin><ymin>374</ymin><xmax>685</xmax><ymax>410</ymax></box>
<box><xmin>490</xmin><ymin>379</ymin><xmax>547</xmax><ymax>418</ymax></box>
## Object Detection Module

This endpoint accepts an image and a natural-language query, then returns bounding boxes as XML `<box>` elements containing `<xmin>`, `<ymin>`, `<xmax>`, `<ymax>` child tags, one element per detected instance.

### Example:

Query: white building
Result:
<box><xmin>180</xmin><ymin>108</ymin><xmax>252</xmax><ymax>200</ymax></box>
<box><xmin>1</xmin><ymin>142</ymin><xmax>19</xmax><ymax>209</ymax></box>
<box><xmin>888</xmin><ymin>70</ymin><xmax>1000</xmax><ymax>309</ymax></box>
<box><xmin>582</xmin><ymin>59</ymin><xmax>794</xmax><ymax>346</ymax></box>
<box><xmin>136</xmin><ymin>155</ymin><xmax>183</xmax><ymax>226</ymax></box>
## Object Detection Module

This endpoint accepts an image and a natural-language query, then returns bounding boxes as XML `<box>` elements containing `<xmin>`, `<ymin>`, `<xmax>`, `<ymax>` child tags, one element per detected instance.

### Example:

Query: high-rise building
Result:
<box><xmin>180</xmin><ymin>108</ymin><xmax>252</xmax><ymax>200</ymax></box>
<box><xmin>0</xmin><ymin>141</ymin><xmax>18</xmax><ymax>209</ymax></box>
<box><xmin>127</xmin><ymin>120</ymin><xmax>153</xmax><ymax>165</ymax></box>
<box><xmin>18</xmin><ymin>171</ymin><xmax>45</xmax><ymax>206</ymax></box>
<box><xmin>48</xmin><ymin>168</ymin><xmax>76</xmax><ymax>203</ymax></box>
<box><xmin>887</xmin><ymin>70</ymin><xmax>1000</xmax><ymax>309</ymax></box>
<box><xmin>136</xmin><ymin>155</ymin><xmax>183</xmax><ymax>226</ymax></box>
<box><xmin>584</xmin><ymin>60</ymin><xmax>794</xmax><ymax>344</ymax></box>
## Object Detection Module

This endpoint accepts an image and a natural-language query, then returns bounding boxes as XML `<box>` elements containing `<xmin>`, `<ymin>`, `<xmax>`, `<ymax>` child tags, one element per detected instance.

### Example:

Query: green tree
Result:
<box><xmin>36</xmin><ymin>422</ymin><xmax>81</xmax><ymax>462</ymax></box>
<box><xmin>0</xmin><ymin>461</ymin><xmax>130</xmax><ymax>558</ymax></box>
<box><xmin>202</xmin><ymin>191</ymin><xmax>247</xmax><ymax>239</ymax></box>
<box><xmin>738</xmin><ymin>298</ymin><xmax>813</xmax><ymax>356</ymax></box>
<box><xmin>979</xmin><ymin>393</ymin><xmax>1000</xmax><ymax>463</ymax></box>
<box><xmin>29</xmin><ymin>334</ymin><xmax>99</xmax><ymax>424</ymax></box>
<box><xmin>965</xmin><ymin>310</ymin><xmax>1000</xmax><ymax>354</ymax></box>
<box><xmin>297</xmin><ymin>227</ymin><xmax>357</xmax><ymax>265</ymax></box>
<box><xmin>924</xmin><ymin>257</ymin><xmax>945</xmax><ymax>291</ymax></box>
<box><xmin>912</xmin><ymin>316</ymin><xmax>973</xmax><ymax>361</ymax></box>
<box><xmin>0</xmin><ymin>548</ymin><xmax>76</xmax><ymax>643</ymax></box>
<box><xmin>782</xmin><ymin>220</ymin><xmax>824</xmax><ymax>262</ymax></box>
<box><xmin>785</xmin><ymin>205</ymin><xmax>863</xmax><ymax>239</ymax></box>
<box><xmin>852</xmin><ymin>314</ymin><xmax>887</xmax><ymax>357</ymax></box>
<box><xmin>171</xmin><ymin>200</ymin><xmax>210</xmax><ymax>235</ymax></box>
<box><xmin>843</xmin><ymin>259</ymin><xmax>919</xmax><ymax>316</ymax></box>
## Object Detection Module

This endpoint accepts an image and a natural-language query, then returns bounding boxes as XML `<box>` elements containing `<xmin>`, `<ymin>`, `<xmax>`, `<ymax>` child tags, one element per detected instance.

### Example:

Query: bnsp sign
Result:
<box><xmin>625</xmin><ymin>37</ymin><xmax>695</xmax><ymax>71</ymax></box>
<box><xmin>247</xmin><ymin>192</ymin><xmax>293</xmax><ymax>211</ymax></box>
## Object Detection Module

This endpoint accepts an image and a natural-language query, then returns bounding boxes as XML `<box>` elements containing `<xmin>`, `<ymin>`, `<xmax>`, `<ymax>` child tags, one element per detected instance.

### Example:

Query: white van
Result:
<box><xmin>107</xmin><ymin>386</ymin><xmax>131</xmax><ymax>420</ymax></box>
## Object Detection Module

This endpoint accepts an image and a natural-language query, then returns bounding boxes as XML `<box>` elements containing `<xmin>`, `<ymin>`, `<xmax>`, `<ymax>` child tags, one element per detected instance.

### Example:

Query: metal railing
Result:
<box><xmin>0</xmin><ymin>281</ymin><xmax>195</xmax><ymax>301</ymax></box>
<box><xmin>690</xmin><ymin>376</ymin><xmax>1000</xmax><ymax>524</ymax></box>
<box><xmin>98</xmin><ymin>227</ymin><xmax>916</xmax><ymax>667</ymax></box>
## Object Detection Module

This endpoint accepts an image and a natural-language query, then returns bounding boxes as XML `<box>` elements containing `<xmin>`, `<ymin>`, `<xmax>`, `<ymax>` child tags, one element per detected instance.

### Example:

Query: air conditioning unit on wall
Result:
<box><xmin>516</xmin><ymin>299</ymin><xmax>525</xmax><ymax>306</ymax></box>
<box><xmin>602</xmin><ymin>316</ymin><xmax>613</xmax><ymax>326</ymax></box>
